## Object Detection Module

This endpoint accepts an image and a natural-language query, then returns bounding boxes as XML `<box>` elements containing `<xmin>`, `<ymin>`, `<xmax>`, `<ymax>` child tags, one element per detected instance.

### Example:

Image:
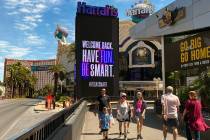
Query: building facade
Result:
<box><xmin>4</xmin><ymin>58</ymin><xmax>56</xmax><ymax>97</ymax></box>
<box><xmin>119</xmin><ymin>1</ymin><xmax>163</xmax><ymax>99</ymax></box>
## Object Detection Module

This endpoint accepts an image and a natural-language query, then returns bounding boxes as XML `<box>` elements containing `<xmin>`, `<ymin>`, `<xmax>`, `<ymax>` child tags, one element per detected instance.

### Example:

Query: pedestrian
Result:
<box><xmin>162</xmin><ymin>86</ymin><xmax>180</xmax><ymax>140</ymax></box>
<box><xmin>182</xmin><ymin>91</ymin><xmax>210</xmax><ymax>140</ymax></box>
<box><xmin>100</xmin><ymin>107</ymin><xmax>111</xmax><ymax>140</ymax></box>
<box><xmin>47</xmin><ymin>90</ymin><xmax>53</xmax><ymax>110</ymax></box>
<box><xmin>95</xmin><ymin>88</ymin><xmax>112</xmax><ymax>134</ymax></box>
<box><xmin>117</xmin><ymin>92</ymin><xmax>130</xmax><ymax>140</ymax></box>
<box><xmin>52</xmin><ymin>95</ymin><xmax>56</xmax><ymax>109</ymax></box>
<box><xmin>133</xmin><ymin>91</ymin><xmax>147</xmax><ymax>139</ymax></box>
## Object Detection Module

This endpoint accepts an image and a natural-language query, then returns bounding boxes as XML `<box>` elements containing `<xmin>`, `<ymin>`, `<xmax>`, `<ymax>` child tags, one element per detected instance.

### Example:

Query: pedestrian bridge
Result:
<box><xmin>81</xmin><ymin>109</ymin><xmax>186</xmax><ymax>140</ymax></box>
<box><xmin>13</xmin><ymin>98</ymin><xmax>210</xmax><ymax>140</ymax></box>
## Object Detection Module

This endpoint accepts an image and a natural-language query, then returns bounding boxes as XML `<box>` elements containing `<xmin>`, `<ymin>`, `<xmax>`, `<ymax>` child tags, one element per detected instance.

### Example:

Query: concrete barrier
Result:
<box><xmin>51</xmin><ymin>101</ymin><xmax>88</xmax><ymax>140</ymax></box>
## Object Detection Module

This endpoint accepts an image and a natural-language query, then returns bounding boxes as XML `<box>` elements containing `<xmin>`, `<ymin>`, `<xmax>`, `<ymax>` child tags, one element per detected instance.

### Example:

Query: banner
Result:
<box><xmin>165</xmin><ymin>30</ymin><xmax>210</xmax><ymax>72</ymax></box>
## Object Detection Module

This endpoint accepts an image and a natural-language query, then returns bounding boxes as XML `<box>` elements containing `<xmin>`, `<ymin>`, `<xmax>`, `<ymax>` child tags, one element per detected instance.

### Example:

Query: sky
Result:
<box><xmin>0</xmin><ymin>0</ymin><xmax>175</xmax><ymax>81</ymax></box>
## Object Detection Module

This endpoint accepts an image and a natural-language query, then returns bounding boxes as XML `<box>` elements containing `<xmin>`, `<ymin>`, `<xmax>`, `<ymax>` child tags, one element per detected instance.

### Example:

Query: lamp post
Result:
<box><xmin>153</xmin><ymin>77</ymin><xmax>161</xmax><ymax>99</ymax></box>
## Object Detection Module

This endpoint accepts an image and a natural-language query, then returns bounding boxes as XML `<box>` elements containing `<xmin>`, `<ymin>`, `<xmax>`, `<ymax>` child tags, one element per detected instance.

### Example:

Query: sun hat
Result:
<box><xmin>120</xmin><ymin>92</ymin><xmax>127</xmax><ymax>97</ymax></box>
<box><xmin>137</xmin><ymin>92</ymin><xmax>142</xmax><ymax>96</ymax></box>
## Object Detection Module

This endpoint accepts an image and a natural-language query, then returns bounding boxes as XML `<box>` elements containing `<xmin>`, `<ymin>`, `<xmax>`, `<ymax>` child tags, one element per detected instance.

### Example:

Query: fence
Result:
<box><xmin>10</xmin><ymin>98</ymin><xmax>84</xmax><ymax>140</ymax></box>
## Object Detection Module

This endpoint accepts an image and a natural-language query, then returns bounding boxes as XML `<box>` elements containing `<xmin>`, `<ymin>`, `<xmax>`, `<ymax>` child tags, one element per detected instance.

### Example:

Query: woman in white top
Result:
<box><xmin>117</xmin><ymin>92</ymin><xmax>130</xmax><ymax>140</ymax></box>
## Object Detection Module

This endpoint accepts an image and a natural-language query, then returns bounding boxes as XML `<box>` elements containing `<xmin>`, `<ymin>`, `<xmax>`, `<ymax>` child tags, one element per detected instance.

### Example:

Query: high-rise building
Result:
<box><xmin>4</xmin><ymin>58</ymin><xmax>56</xmax><ymax>97</ymax></box>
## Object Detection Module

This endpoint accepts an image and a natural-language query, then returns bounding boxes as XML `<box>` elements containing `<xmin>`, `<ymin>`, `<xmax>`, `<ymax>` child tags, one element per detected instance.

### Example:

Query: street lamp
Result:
<box><xmin>153</xmin><ymin>77</ymin><xmax>161</xmax><ymax>99</ymax></box>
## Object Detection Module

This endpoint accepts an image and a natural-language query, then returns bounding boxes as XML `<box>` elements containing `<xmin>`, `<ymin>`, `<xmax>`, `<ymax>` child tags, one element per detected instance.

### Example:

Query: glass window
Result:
<box><xmin>132</xmin><ymin>47</ymin><xmax>151</xmax><ymax>65</ymax></box>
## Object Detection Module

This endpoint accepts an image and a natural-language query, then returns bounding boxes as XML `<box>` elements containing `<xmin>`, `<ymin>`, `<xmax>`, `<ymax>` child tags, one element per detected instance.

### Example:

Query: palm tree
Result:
<box><xmin>67</xmin><ymin>42</ymin><xmax>75</xmax><ymax>62</ymax></box>
<box><xmin>7</xmin><ymin>62</ymin><xmax>22</xmax><ymax>98</ymax></box>
<box><xmin>48</xmin><ymin>64</ymin><xmax>66</xmax><ymax>97</ymax></box>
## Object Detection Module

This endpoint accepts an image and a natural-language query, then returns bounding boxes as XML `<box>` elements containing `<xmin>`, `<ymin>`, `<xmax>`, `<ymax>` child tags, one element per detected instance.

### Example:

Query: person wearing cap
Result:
<box><xmin>162</xmin><ymin>86</ymin><xmax>180</xmax><ymax>140</ymax></box>
<box><xmin>95</xmin><ymin>88</ymin><xmax>112</xmax><ymax>134</ymax></box>
<box><xmin>117</xmin><ymin>92</ymin><xmax>130</xmax><ymax>140</ymax></box>
<box><xmin>133</xmin><ymin>91</ymin><xmax>147</xmax><ymax>140</ymax></box>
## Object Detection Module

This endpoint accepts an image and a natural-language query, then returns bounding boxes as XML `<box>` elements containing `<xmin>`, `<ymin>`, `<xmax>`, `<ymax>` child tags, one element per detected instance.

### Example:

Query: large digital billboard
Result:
<box><xmin>165</xmin><ymin>30</ymin><xmax>210</xmax><ymax>72</ymax></box>
<box><xmin>75</xmin><ymin>2</ymin><xmax>119</xmax><ymax>97</ymax></box>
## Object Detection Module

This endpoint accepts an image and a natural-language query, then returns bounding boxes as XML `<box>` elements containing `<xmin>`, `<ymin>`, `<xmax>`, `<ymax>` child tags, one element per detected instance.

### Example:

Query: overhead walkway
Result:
<box><xmin>81</xmin><ymin>108</ymin><xmax>186</xmax><ymax>140</ymax></box>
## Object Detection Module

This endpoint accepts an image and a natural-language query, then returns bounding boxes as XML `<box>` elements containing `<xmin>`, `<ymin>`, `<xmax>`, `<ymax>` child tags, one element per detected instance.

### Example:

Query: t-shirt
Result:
<box><xmin>100</xmin><ymin>113</ymin><xmax>110</xmax><ymax>129</ymax></box>
<box><xmin>133</xmin><ymin>99</ymin><xmax>147</xmax><ymax>113</ymax></box>
<box><xmin>97</xmin><ymin>95</ymin><xmax>110</xmax><ymax>112</ymax></box>
<box><xmin>163</xmin><ymin>93</ymin><xmax>180</xmax><ymax>118</ymax></box>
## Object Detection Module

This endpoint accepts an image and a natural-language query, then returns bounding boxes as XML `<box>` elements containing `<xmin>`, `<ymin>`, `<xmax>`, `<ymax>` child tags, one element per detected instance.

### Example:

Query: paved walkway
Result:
<box><xmin>81</xmin><ymin>108</ymin><xmax>186</xmax><ymax>140</ymax></box>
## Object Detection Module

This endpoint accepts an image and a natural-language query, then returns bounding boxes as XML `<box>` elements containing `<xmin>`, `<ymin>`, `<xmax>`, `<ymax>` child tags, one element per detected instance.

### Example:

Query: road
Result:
<box><xmin>0</xmin><ymin>98</ymin><xmax>41</xmax><ymax>139</ymax></box>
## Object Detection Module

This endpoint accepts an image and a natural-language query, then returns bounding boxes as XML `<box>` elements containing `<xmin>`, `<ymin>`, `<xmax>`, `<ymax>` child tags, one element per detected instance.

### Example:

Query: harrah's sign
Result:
<box><xmin>77</xmin><ymin>2</ymin><xmax>118</xmax><ymax>17</ymax></box>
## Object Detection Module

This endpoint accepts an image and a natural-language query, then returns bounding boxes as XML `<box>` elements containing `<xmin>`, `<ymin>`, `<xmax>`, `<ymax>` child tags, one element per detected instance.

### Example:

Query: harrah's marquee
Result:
<box><xmin>77</xmin><ymin>2</ymin><xmax>118</xmax><ymax>17</ymax></box>
<box><xmin>75</xmin><ymin>2</ymin><xmax>119</xmax><ymax>97</ymax></box>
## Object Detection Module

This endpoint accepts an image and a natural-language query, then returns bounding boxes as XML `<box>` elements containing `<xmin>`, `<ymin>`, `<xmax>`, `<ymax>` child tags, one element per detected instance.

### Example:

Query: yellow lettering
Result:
<box><xmin>181</xmin><ymin>52</ymin><xmax>188</xmax><ymax>63</ymax></box>
<box><xmin>197</xmin><ymin>37</ymin><xmax>202</xmax><ymax>48</ymax></box>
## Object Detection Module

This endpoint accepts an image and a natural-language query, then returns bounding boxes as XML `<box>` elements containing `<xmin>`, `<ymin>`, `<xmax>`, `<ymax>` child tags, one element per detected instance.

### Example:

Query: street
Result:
<box><xmin>0</xmin><ymin>99</ymin><xmax>41</xmax><ymax>139</ymax></box>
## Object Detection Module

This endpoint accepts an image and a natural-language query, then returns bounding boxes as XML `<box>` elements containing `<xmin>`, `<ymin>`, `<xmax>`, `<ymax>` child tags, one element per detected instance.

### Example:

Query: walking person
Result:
<box><xmin>117</xmin><ymin>92</ymin><xmax>130</xmax><ymax>140</ymax></box>
<box><xmin>95</xmin><ymin>88</ymin><xmax>112</xmax><ymax>134</ymax></box>
<box><xmin>100</xmin><ymin>107</ymin><xmax>111</xmax><ymax>140</ymax></box>
<box><xmin>133</xmin><ymin>91</ymin><xmax>147</xmax><ymax>139</ymax></box>
<box><xmin>182</xmin><ymin>91</ymin><xmax>210</xmax><ymax>140</ymax></box>
<box><xmin>162</xmin><ymin>86</ymin><xmax>180</xmax><ymax>140</ymax></box>
<box><xmin>46</xmin><ymin>90</ymin><xmax>53</xmax><ymax>110</ymax></box>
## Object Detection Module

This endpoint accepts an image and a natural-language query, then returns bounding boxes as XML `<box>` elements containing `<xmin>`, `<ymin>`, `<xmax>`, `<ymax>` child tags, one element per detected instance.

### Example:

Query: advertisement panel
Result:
<box><xmin>75</xmin><ymin>2</ymin><xmax>119</xmax><ymax>97</ymax></box>
<box><xmin>165</xmin><ymin>30</ymin><xmax>210</xmax><ymax>72</ymax></box>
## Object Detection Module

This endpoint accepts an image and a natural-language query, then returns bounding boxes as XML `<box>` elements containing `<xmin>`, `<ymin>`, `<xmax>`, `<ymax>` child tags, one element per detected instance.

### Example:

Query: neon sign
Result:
<box><xmin>77</xmin><ymin>2</ymin><xmax>118</xmax><ymax>17</ymax></box>
<box><xmin>81</xmin><ymin>40</ymin><xmax>114</xmax><ymax>78</ymax></box>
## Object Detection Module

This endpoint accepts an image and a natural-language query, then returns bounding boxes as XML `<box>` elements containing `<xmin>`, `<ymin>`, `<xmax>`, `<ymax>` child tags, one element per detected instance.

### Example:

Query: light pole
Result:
<box><xmin>153</xmin><ymin>77</ymin><xmax>161</xmax><ymax>99</ymax></box>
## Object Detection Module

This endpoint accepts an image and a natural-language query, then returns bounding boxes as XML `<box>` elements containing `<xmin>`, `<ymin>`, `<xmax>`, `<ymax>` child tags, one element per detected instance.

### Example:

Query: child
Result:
<box><xmin>100</xmin><ymin>107</ymin><xmax>111</xmax><ymax>140</ymax></box>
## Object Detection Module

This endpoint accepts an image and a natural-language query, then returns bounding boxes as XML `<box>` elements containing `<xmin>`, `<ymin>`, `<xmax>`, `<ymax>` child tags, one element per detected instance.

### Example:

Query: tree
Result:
<box><xmin>67</xmin><ymin>42</ymin><xmax>75</xmax><ymax>62</ymax></box>
<box><xmin>48</xmin><ymin>64</ymin><xmax>66</xmax><ymax>97</ymax></box>
<box><xmin>6</xmin><ymin>62</ymin><xmax>37</xmax><ymax>98</ymax></box>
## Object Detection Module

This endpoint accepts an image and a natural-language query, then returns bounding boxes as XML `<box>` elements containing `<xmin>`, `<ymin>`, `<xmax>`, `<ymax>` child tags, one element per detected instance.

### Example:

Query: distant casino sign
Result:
<box><xmin>77</xmin><ymin>2</ymin><xmax>118</xmax><ymax>17</ymax></box>
<box><xmin>126</xmin><ymin>1</ymin><xmax>154</xmax><ymax>23</ymax></box>
<box><xmin>126</xmin><ymin>5</ymin><xmax>154</xmax><ymax>16</ymax></box>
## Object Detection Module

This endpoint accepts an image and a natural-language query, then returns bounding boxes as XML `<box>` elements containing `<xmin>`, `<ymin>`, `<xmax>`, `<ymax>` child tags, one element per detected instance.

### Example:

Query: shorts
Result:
<box><xmin>163</xmin><ymin>118</ymin><xmax>179</xmax><ymax>128</ymax></box>
<box><xmin>135</xmin><ymin>112</ymin><xmax>145</xmax><ymax>121</ymax></box>
<box><xmin>98</xmin><ymin>111</ymin><xmax>103</xmax><ymax>119</ymax></box>
<box><xmin>101</xmin><ymin>129</ymin><xmax>108</xmax><ymax>132</ymax></box>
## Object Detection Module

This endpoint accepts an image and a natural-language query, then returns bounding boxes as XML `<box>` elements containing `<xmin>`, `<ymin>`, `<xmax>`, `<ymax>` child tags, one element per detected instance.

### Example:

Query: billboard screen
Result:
<box><xmin>75</xmin><ymin>2</ymin><xmax>119</xmax><ymax>97</ymax></box>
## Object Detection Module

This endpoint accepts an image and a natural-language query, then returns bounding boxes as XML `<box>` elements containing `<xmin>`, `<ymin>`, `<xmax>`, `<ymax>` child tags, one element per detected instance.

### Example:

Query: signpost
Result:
<box><xmin>75</xmin><ymin>2</ymin><xmax>119</xmax><ymax>97</ymax></box>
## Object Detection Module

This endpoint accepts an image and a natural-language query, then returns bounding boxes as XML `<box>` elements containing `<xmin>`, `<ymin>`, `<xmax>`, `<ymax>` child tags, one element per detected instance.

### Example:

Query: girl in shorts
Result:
<box><xmin>133</xmin><ymin>91</ymin><xmax>147</xmax><ymax>140</ymax></box>
<box><xmin>117</xmin><ymin>92</ymin><xmax>130</xmax><ymax>140</ymax></box>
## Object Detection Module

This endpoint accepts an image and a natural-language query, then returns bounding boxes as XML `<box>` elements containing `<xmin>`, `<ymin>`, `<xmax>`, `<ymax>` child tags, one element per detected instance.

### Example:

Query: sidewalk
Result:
<box><xmin>81</xmin><ymin>109</ymin><xmax>186</xmax><ymax>140</ymax></box>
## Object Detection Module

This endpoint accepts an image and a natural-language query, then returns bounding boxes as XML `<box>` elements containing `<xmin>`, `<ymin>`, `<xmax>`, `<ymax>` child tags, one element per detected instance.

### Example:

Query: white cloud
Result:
<box><xmin>24</xmin><ymin>34</ymin><xmax>45</xmax><ymax>46</ymax></box>
<box><xmin>0</xmin><ymin>40</ymin><xmax>31</xmax><ymax>59</ymax></box>
<box><xmin>19</xmin><ymin>7</ymin><xmax>31</xmax><ymax>13</ymax></box>
<box><xmin>15</xmin><ymin>23</ymin><xmax>31</xmax><ymax>31</ymax></box>
<box><xmin>6</xmin><ymin>47</ymin><xmax>31</xmax><ymax>58</ymax></box>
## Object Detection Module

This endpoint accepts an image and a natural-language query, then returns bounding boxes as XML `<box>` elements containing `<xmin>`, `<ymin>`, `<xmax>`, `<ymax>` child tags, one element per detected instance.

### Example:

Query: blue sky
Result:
<box><xmin>0</xmin><ymin>0</ymin><xmax>175</xmax><ymax>81</ymax></box>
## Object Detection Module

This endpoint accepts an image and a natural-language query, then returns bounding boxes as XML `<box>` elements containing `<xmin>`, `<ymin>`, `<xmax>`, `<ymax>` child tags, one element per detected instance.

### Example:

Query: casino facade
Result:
<box><xmin>119</xmin><ymin>0</ymin><xmax>163</xmax><ymax>99</ymax></box>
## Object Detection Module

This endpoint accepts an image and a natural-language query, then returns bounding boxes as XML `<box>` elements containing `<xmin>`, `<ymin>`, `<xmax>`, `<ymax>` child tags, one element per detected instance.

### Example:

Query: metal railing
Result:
<box><xmin>10</xmin><ymin>98</ymin><xmax>84</xmax><ymax>140</ymax></box>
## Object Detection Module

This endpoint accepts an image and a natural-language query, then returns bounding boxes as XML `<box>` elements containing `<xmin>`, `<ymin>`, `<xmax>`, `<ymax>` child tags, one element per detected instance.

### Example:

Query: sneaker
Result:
<box><xmin>162</xmin><ymin>138</ymin><xmax>167</xmax><ymax>140</ymax></box>
<box><xmin>99</xmin><ymin>130</ymin><xmax>102</xmax><ymax>135</ymax></box>
<box><xmin>105</xmin><ymin>136</ymin><xmax>108</xmax><ymax>140</ymax></box>
<box><xmin>124</xmin><ymin>134</ymin><xmax>127</xmax><ymax>140</ymax></box>
<box><xmin>139</xmin><ymin>134</ymin><xmax>143</xmax><ymax>139</ymax></box>
<box><xmin>137</xmin><ymin>134</ymin><xmax>140</xmax><ymax>140</ymax></box>
<box><xmin>118</xmin><ymin>132</ymin><xmax>122</xmax><ymax>138</ymax></box>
